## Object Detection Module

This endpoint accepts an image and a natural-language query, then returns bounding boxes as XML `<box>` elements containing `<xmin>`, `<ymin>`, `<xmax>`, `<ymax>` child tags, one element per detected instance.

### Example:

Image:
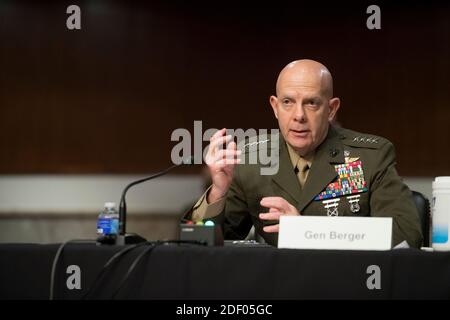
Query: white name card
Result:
<box><xmin>278</xmin><ymin>216</ymin><xmax>392</xmax><ymax>251</ymax></box>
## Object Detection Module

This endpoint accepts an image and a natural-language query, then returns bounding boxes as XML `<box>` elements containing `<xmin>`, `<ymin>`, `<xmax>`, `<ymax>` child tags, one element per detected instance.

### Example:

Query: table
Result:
<box><xmin>0</xmin><ymin>242</ymin><xmax>449</xmax><ymax>300</ymax></box>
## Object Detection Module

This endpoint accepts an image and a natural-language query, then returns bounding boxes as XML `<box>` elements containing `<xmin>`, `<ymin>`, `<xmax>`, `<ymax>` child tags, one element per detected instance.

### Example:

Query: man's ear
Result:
<box><xmin>328</xmin><ymin>97</ymin><xmax>340</xmax><ymax>122</ymax></box>
<box><xmin>269</xmin><ymin>95</ymin><xmax>279</xmax><ymax>119</ymax></box>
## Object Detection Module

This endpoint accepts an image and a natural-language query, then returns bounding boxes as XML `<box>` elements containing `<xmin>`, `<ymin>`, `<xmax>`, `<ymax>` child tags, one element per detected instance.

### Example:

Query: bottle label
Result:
<box><xmin>432</xmin><ymin>195</ymin><xmax>449</xmax><ymax>245</ymax></box>
<box><xmin>97</xmin><ymin>217</ymin><xmax>119</xmax><ymax>235</ymax></box>
<box><xmin>432</xmin><ymin>226</ymin><xmax>449</xmax><ymax>244</ymax></box>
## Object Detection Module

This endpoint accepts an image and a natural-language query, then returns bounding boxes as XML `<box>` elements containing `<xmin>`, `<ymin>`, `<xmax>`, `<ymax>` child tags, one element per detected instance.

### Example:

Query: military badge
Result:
<box><xmin>322</xmin><ymin>198</ymin><xmax>340</xmax><ymax>216</ymax></box>
<box><xmin>346</xmin><ymin>194</ymin><xmax>361</xmax><ymax>213</ymax></box>
<box><xmin>314</xmin><ymin>159</ymin><xmax>368</xmax><ymax>201</ymax></box>
<box><xmin>344</xmin><ymin>150</ymin><xmax>359</xmax><ymax>163</ymax></box>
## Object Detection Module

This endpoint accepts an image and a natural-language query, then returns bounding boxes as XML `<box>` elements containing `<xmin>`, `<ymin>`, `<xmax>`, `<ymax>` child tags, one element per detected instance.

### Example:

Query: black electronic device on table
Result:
<box><xmin>179</xmin><ymin>222</ymin><xmax>224</xmax><ymax>246</ymax></box>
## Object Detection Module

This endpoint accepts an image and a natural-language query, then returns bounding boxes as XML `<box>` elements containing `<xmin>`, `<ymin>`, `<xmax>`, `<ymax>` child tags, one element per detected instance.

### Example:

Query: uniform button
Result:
<box><xmin>329</xmin><ymin>148</ymin><xmax>340</xmax><ymax>158</ymax></box>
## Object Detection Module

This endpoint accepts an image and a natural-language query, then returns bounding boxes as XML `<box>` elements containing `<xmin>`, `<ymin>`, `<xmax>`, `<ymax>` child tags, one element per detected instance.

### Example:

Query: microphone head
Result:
<box><xmin>182</xmin><ymin>156</ymin><xmax>195</xmax><ymax>165</ymax></box>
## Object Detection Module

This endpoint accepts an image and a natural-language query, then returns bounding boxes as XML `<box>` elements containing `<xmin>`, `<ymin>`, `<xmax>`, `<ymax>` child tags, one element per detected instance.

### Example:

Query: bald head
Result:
<box><xmin>276</xmin><ymin>59</ymin><xmax>334</xmax><ymax>99</ymax></box>
<box><xmin>270</xmin><ymin>59</ymin><xmax>340</xmax><ymax>156</ymax></box>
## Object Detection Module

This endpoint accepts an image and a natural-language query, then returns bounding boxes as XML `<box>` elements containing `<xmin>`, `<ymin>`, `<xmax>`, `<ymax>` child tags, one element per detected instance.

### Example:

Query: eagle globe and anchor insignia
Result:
<box><xmin>314</xmin><ymin>151</ymin><xmax>367</xmax><ymax>216</ymax></box>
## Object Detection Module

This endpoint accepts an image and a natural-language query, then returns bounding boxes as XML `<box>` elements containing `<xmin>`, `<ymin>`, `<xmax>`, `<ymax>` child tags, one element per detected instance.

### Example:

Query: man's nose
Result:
<box><xmin>293</xmin><ymin>104</ymin><xmax>306</xmax><ymax>122</ymax></box>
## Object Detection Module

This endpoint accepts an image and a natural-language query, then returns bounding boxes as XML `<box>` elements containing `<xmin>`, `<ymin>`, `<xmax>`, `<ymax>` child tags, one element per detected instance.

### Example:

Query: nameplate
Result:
<box><xmin>278</xmin><ymin>216</ymin><xmax>392</xmax><ymax>250</ymax></box>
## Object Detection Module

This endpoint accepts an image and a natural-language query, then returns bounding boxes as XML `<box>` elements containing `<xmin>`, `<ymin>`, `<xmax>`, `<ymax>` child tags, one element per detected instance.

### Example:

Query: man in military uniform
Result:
<box><xmin>188</xmin><ymin>59</ymin><xmax>422</xmax><ymax>248</ymax></box>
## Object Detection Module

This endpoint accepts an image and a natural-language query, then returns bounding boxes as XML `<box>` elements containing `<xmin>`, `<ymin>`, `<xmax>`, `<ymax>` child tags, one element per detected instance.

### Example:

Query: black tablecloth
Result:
<box><xmin>0</xmin><ymin>243</ymin><xmax>449</xmax><ymax>300</ymax></box>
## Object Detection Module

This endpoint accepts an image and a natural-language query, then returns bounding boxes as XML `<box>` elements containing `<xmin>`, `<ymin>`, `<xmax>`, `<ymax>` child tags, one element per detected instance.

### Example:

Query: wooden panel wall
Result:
<box><xmin>1</xmin><ymin>1</ymin><xmax>449</xmax><ymax>176</ymax></box>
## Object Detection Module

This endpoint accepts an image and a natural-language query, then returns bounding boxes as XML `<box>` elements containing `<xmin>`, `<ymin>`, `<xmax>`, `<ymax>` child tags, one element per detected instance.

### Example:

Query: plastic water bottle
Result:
<box><xmin>432</xmin><ymin>177</ymin><xmax>450</xmax><ymax>251</ymax></box>
<box><xmin>97</xmin><ymin>202</ymin><xmax>119</xmax><ymax>237</ymax></box>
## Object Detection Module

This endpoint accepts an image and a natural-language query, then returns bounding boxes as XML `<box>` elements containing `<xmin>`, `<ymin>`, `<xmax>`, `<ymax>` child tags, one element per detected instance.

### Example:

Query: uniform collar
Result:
<box><xmin>286</xmin><ymin>143</ymin><xmax>315</xmax><ymax>170</ymax></box>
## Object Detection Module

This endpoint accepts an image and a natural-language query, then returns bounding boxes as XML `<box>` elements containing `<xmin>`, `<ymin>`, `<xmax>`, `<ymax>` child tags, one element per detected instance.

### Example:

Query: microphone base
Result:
<box><xmin>115</xmin><ymin>233</ymin><xmax>147</xmax><ymax>245</ymax></box>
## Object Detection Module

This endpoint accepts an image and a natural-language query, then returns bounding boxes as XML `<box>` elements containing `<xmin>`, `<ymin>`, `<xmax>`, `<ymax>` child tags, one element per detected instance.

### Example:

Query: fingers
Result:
<box><xmin>210</xmin><ymin>128</ymin><xmax>227</xmax><ymax>140</ymax></box>
<box><xmin>208</xmin><ymin>134</ymin><xmax>238</xmax><ymax>157</ymax></box>
<box><xmin>259</xmin><ymin>208</ymin><xmax>281</xmax><ymax>234</ymax></box>
<box><xmin>206</xmin><ymin>131</ymin><xmax>242</xmax><ymax>166</ymax></box>
<box><xmin>209</xmin><ymin>135</ymin><xmax>234</xmax><ymax>154</ymax></box>
<box><xmin>215</xmin><ymin>148</ymin><xmax>241</xmax><ymax>159</ymax></box>
<box><xmin>259</xmin><ymin>211</ymin><xmax>282</xmax><ymax>221</ymax></box>
<box><xmin>206</xmin><ymin>148</ymin><xmax>241</xmax><ymax>165</ymax></box>
<box><xmin>259</xmin><ymin>197</ymin><xmax>300</xmax><ymax>231</ymax></box>
<box><xmin>260</xmin><ymin>197</ymin><xmax>289</xmax><ymax>212</ymax></box>
<box><xmin>227</xmin><ymin>140</ymin><xmax>237</xmax><ymax>152</ymax></box>
<box><xmin>263</xmin><ymin>224</ymin><xmax>279</xmax><ymax>233</ymax></box>
<box><xmin>215</xmin><ymin>158</ymin><xmax>241</xmax><ymax>166</ymax></box>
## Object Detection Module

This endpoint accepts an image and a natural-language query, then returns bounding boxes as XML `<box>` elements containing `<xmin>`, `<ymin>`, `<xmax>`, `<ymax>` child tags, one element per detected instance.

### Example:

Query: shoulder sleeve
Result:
<box><xmin>190</xmin><ymin>186</ymin><xmax>226</xmax><ymax>221</ymax></box>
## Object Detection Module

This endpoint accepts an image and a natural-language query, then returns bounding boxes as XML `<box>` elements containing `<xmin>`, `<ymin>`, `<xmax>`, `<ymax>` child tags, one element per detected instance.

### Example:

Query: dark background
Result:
<box><xmin>1</xmin><ymin>0</ymin><xmax>449</xmax><ymax>175</ymax></box>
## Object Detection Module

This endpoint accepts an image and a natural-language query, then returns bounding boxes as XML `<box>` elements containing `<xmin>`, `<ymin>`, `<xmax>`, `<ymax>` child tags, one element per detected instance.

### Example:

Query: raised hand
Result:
<box><xmin>204</xmin><ymin>128</ymin><xmax>241</xmax><ymax>203</ymax></box>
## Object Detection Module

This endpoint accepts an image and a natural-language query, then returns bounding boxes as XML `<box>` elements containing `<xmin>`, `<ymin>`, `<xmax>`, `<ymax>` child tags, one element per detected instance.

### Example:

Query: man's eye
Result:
<box><xmin>306</xmin><ymin>100</ymin><xmax>319</xmax><ymax>107</ymax></box>
<box><xmin>283</xmin><ymin>99</ymin><xmax>292</xmax><ymax>105</ymax></box>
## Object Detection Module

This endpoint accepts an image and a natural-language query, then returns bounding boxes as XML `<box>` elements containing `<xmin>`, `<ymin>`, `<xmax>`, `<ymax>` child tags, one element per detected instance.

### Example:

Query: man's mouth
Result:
<box><xmin>290</xmin><ymin>129</ymin><xmax>310</xmax><ymax>137</ymax></box>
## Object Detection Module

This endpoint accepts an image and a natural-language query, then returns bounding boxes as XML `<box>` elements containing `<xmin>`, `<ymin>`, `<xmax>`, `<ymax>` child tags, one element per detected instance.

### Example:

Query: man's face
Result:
<box><xmin>270</xmin><ymin>72</ymin><xmax>339</xmax><ymax>156</ymax></box>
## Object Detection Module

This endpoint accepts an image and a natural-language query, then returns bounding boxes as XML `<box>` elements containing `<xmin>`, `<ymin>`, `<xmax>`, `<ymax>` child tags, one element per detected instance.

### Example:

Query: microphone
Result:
<box><xmin>116</xmin><ymin>156</ymin><xmax>195</xmax><ymax>245</ymax></box>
